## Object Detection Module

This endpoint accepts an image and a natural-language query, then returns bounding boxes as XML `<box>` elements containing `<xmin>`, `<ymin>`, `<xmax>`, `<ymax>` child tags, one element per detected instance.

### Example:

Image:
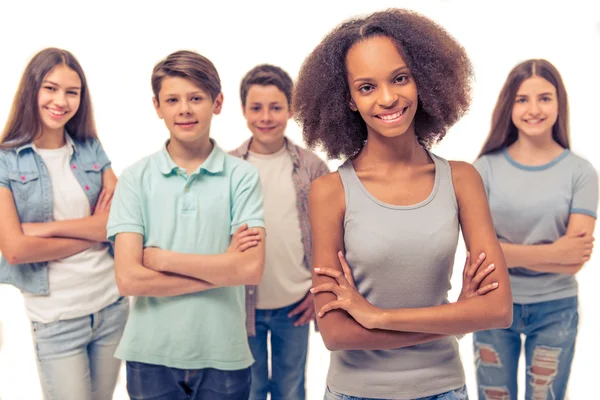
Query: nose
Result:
<box><xmin>178</xmin><ymin>100</ymin><xmax>192</xmax><ymax>114</ymax></box>
<box><xmin>260</xmin><ymin>108</ymin><xmax>272</xmax><ymax>122</ymax></box>
<box><xmin>53</xmin><ymin>90</ymin><xmax>68</xmax><ymax>107</ymax></box>
<box><xmin>528</xmin><ymin>100</ymin><xmax>541</xmax><ymax>115</ymax></box>
<box><xmin>377</xmin><ymin>84</ymin><xmax>399</xmax><ymax>108</ymax></box>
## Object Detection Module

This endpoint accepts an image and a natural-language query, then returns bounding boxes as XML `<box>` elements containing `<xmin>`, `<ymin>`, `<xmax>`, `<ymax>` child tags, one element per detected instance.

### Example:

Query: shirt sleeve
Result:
<box><xmin>230</xmin><ymin>164</ymin><xmax>265</xmax><ymax>234</ymax></box>
<box><xmin>91</xmin><ymin>139</ymin><xmax>112</xmax><ymax>172</ymax></box>
<box><xmin>106</xmin><ymin>169</ymin><xmax>145</xmax><ymax>241</ymax></box>
<box><xmin>571</xmin><ymin>160</ymin><xmax>598</xmax><ymax>219</ymax></box>
<box><xmin>473</xmin><ymin>156</ymin><xmax>490</xmax><ymax>198</ymax></box>
<box><xmin>0</xmin><ymin>152</ymin><xmax>9</xmax><ymax>188</ymax></box>
<box><xmin>312</xmin><ymin>157</ymin><xmax>331</xmax><ymax>182</ymax></box>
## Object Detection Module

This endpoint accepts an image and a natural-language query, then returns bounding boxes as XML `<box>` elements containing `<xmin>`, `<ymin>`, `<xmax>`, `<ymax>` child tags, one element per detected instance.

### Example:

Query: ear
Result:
<box><xmin>287</xmin><ymin>106</ymin><xmax>294</xmax><ymax>120</ymax></box>
<box><xmin>213</xmin><ymin>92</ymin><xmax>224</xmax><ymax>115</ymax></box>
<box><xmin>348</xmin><ymin>98</ymin><xmax>358</xmax><ymax>112</ymax></box>
<box><xmin>152</xmin><ymin>97</ymin><xmax>164</xmax><ymax>119</ymax></box>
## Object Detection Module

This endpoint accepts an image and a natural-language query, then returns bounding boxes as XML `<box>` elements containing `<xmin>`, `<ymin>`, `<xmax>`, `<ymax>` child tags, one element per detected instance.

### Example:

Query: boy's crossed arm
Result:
<box><xmin>114</xmin><ymin>225</ymin><xmax>264</xmax><ymax>297</ymax></box>
<box><xmin>142</xmin><ymin>225</ymin><xmax>266</xmax><ymax>287</ymax></box>
<box><xmin>115</xmin><ymin>232</ymin><xmax>215</xmax><ymax>297</ymax></box>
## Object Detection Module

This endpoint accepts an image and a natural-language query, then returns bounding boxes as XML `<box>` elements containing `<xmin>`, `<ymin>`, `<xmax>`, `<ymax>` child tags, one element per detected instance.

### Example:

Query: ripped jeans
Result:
<box><xmin>472</xmin><ymin>296</ymin><xmax>578</xmax><ymax>400</ymax></box>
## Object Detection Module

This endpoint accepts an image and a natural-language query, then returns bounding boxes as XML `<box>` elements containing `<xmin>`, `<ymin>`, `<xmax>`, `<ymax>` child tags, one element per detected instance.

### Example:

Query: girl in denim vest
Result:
<box><xmin>0</xmin><ymin>48</ymin><xmax>128</xmax><ymax>400</ymax></box>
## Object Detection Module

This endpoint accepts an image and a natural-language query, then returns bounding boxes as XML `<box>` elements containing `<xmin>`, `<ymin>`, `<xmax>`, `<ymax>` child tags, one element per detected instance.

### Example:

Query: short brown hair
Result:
<box><xmin>151</xmin><ymin>50</ymin><xmax>221</xmax><ymax>104</ymax></box>
<box><xmin>478</xmin><ymin>59</ymin><xmax>570</xmax><ymax>158</ymax></box>
<box><xmin>294</xmin><ymin>9</ymin><xmax>473</xmax><ymax>159</ymax></box>
<box><xmin>1</xmin><ymin>48</ymin><xmax>97</xmax><ymax>149</ymax></box>
<box><xmin>240</xmin><ymin>64</ymin><xmax>293</xmax><ymax>107</ymax></box>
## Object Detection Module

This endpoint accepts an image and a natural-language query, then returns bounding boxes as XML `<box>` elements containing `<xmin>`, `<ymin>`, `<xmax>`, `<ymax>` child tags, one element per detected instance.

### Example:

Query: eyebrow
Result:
<box><xmin>163</xmin><ymin>91</ymin><xmax>205</xmax><ymax>97</ymax></box>
<box><xmin>352</xmin><ymin>65</ymin><xmax>410</xmax><ymax>84</ymax></box>
<box><xmin>515</xmin><ymin>92</ymin><xmax>554</xmax><ymax>97</ymax></box>
<box><xmin>42</xmin><ymin>80</ymin><xmax>81</xmax><ymax>90</ymax></box>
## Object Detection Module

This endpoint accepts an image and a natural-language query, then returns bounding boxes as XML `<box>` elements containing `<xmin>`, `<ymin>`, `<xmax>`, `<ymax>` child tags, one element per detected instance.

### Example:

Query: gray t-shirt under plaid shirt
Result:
<box><xmin>475</xmin><ymin>148</ymin><xmax>598</xmax><ymax>304</ymax></box>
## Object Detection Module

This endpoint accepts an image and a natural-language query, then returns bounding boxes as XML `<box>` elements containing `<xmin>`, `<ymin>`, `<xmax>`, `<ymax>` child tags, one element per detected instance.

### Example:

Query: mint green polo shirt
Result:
<box><xmin>107</xmin><ymin>141</ymin><xmax>264</xmax><ymax>370</ymax></box>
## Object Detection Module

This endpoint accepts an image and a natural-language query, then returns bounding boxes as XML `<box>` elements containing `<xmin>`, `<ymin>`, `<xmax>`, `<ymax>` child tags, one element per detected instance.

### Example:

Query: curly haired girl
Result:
<box><xmin>295</xmin><ymin>9</ymin><xmax>513</xmax><ymax>399</ymax></box>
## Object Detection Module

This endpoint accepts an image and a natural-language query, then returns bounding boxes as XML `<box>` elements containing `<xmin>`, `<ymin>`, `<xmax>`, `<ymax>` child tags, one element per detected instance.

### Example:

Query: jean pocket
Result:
<box><xmin>443</xmin><ymin>385</ymin><xmax>469</xmax><ymax>400</ymax></box>
<box><xmin>126</xmin><ymin>362</ymin><xmax>183</xmax><ymax>399</ymax></box>
<box><xmin>203</xmin><ymin>367</ymin><xmax>251</xmax><ymax>394</ymax></box>
<box><xmin>8</xmin><ymin>170</ymin><xmax>40</xmax><ymax>203</ymax></box>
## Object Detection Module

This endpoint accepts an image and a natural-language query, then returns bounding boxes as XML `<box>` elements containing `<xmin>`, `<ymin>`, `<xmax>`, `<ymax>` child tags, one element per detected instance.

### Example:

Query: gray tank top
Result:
<box><xmin>328</xmin><ymin>152</ymin><xmax>465</xmax><ymax>399</ymax></box>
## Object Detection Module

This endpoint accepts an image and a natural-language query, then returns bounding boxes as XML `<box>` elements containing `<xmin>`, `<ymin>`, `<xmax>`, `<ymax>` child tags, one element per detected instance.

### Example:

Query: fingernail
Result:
<box><xmin>479</xmin><ymin>252</ymin><xmax>486</xmax><ymax>259</ymax></box>
<box><xmin>488</xmin><ymin>263</ymin><xmax>495</xmax><ymax>270</ymax></box>
<box><xmin>492</xmin><ymin>282</ymin><xmax>498</xmax><ymax>287</ymax></box>
<box><xmin>310</xmin><ymin>288</ymin><xmax>315</xmax><ymax>293</ymax></box>
<box><xmin>318</xmin><ymin>313</ymin><xmax>322</xmax><ymax>317</ymax></box>
<box><xmin>314</xmin><ymin>268</ymin><xmax>321</xmax><ymax>271</ymax></box>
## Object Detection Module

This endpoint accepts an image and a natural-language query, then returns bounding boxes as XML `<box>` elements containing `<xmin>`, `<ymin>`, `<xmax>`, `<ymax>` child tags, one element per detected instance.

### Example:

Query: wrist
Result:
<box><xmin>372</xmin><ymin>307</ymin><xmax>387</xmax><ymax>330</ymax></box>
<box><xmin>161</xmin><ymin>250</ymin><xmax>175</xmax><ymax>272</ymax></box>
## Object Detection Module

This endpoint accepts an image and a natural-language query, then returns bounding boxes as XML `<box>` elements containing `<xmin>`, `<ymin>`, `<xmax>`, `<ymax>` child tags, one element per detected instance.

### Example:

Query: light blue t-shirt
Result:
<box><xmin>107</xmin><ymin>141</ymin><xmax>264</xmax><ymax>370</ymax></box>
<box><xmin>475</xmin><ymin>148</ymin><xmax>598</xmax><ymax>304</ymax></box>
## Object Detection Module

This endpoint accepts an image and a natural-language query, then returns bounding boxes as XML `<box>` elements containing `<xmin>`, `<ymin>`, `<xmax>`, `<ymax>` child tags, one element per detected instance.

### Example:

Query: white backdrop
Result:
<box><xmin>0</xmin><ymin>0</ymin><xmax>598</xmax><ymax>399</ymax></box>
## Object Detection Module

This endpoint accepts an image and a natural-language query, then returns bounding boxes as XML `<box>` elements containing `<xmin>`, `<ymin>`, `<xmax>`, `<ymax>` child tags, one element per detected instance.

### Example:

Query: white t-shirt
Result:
<box><xmin>247</xmin><ymin>146</ymin><xmax>311</xmax><ymax>309</ymax></box>
<box><xmin>22</xmin><ymin>144</ymin><xmax>119</xmax><ymax>323</ymax></box>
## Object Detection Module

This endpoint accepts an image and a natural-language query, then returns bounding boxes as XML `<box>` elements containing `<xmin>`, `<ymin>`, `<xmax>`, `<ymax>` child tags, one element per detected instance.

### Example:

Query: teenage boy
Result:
<box><xmin>107</xmin><ymin>50</ymin><xmax>265</xmax><ymax>400</ymax></box>
<box><xmin>230</xmin><ymin>64</ymin><xmax>330</xmax><ymax>400</ymax></box>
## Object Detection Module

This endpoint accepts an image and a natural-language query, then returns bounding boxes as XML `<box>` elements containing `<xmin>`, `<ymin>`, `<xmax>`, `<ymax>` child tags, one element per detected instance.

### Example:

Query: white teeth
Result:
<box><xmin>379</xmin><ymin>110</ymin><xmax>403</xmax><ymax>121</ymax></box>
<box><xmin>47</xmin><ymin>109</ymin><xmax>67</xmax><ymax>116</ymax></box>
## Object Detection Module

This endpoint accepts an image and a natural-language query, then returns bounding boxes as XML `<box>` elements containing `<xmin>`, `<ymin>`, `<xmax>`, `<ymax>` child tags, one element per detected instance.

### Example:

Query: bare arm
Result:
<box><xmin>501</xmin><ymin>214</ymin><xmax>595</xmax><ymax>275</ymax></box>
<box><xmin>114</xmin><ymin>232</ymin><xmax>216</xmax><ymax>297</ymax></box>
<box><xmin>310</xmin><ymin>173</ymin><xmax>447</xmax><ymax>351</ymax></box>
<box><xmin>20</xmin><ymin>168</ymin><xmax>118</xmax><ymax>242</ymax></box>
<box><xmin>0</xmin><ymin>187</ymin><xmax>93</xmax><ymax>264</ymax></box>
<box><xmin>143</xmin><ymin>227</ymin><xmax>266</xmax><ymax>286</ymax></box>
<box><xmin>362</xmin><ymin>162</ymin><xmax>512</xmax><ymax>335</ymax></box>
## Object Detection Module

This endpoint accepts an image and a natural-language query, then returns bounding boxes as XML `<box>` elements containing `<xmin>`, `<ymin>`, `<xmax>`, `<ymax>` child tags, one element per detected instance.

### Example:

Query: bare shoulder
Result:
<box><xmin>309</xmin><ymin>172</ymin><xmax>345</xmax><ymax>212</ymax></box>
<box><xmin>449</xmin><ymin>161</ymin><xmax>483</xmax><ymax>188</ymax></box>
<box><xmin>310</xmin><ymin>171</ymin><xmax>343</xmax><ymax>198</ymax></box>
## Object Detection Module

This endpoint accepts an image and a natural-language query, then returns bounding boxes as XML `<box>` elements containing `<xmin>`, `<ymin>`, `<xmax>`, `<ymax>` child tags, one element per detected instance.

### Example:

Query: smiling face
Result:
<box><xmin>153</xmin><ymin>76</ymin><xmax>223</xmax><ymax>146</ymax></box>
<box><xmin>37</xmin><ymin>64</ymin><xmax>82</xmax><ymax>137</ymax></box>
<box><xmin>511</xmin><ymin>75</ymin><xmax>558</xmax><ymax>140</ymax></box>
<box><xmin>345</xmin><ymin>35</ymin><xmax>419</xmax><ymax>139</ymax></box>
<box><xmin>242</xmin><ymin>84</ymin><xmax>292</xmax><ymax>153</ymax></box>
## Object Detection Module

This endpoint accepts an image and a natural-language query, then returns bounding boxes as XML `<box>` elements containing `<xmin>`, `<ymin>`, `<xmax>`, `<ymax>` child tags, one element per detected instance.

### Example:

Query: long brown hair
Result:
<box><xmin>478</xmin><ymin>59</ymin><xmax>570</xmax><ymax>158</ymax></box>
<box><xmin>0</xmin><ymin>48</ymin><xmax>97</xmax><ymax>149</ymax></box>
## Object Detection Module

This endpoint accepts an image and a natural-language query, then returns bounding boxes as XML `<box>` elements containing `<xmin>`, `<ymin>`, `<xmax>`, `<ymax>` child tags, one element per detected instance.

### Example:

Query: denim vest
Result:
<box><xmin>0</xmin><ymin>134</ymin><xmax>111</xmax><ymax>294</ymax></box>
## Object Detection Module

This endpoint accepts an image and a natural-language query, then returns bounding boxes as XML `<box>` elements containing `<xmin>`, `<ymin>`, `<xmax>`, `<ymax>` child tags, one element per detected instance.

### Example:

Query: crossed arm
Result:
<box><xmin>500</xmin><ymin>214</ymin><xmax>595</xmax><ymax>275</ymax></box>
<box><xmin>114</xmin><ymin>225</ymin><xmax>265</xmax><ymax>297</ymax></box>
<box><xmin>309</xmin><ymin>162</ymin><xmax>512</xmax><ymax>351</ymax></box>
<box><xmin>0</xmin><ymin>169</ymin><xmax>117</xmax><ymax>265</ymax></box>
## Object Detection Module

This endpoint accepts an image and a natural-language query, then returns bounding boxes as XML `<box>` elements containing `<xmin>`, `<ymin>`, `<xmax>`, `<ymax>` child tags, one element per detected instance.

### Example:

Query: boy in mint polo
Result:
<box><xmin>107</xmin><ymin>50</ymin><xmax>266</xmax><ymax>400</ymax></box>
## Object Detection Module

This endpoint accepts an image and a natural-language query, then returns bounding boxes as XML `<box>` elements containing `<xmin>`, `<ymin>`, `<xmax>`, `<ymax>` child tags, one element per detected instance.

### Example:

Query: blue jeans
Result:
<box><xmin>126</xmin><ymin>362</ymin><xmax>251</xmax><ymax>400</ymax></box>
<box><xmin>473</xmin><ymin>296</ymin><xmax>578</xmax><ymax>400</ymax></box>
<box><xmin>323</xmin><ymin>385</ymin><xmax>468</xmax><ymax>400</ymax></box>
<box><xmin>247</xmin><ymin>299</ymin><xmax>310</xmax><ymax>400</ymax></box>
<box><xmin>31</xmin><ymin>296</ymin><xmax>129</xmax><ymax>400</ymax></box>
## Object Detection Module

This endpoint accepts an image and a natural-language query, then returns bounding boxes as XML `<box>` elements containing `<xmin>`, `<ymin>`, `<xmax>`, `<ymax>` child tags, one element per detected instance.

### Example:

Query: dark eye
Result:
<box><xmin>515</xmin><ymin>98</ymin><xmax>527</xmax><ymax>104</ymax></box>
<box><xmin>67</xmin><ymin>91</ymin><xmax>79</xmax><ymax>96</ymax></box>
<box><xmin>44</xmin><ymin>86</ymin><xmax>56</xmax><ymax>92</ymax></box>
<box><xmin>251</xmin><ymin>106</ymin><xmax>261</xmax><ymax>112</ymax></box>
<box><xmin>273</xmin><ymin>106</ymin><xmax>282</xmax><ymax>111</ymax></box>
<box><xmin>166</xmin><ymin>98</ymin><xmax>177</xmax><ymax>103</ymax></box>
<box><xmin>540</xmin><ymin>96</ymin><xmax>551</xmax><ymax>102</ymax></box>
<box><xmin>394</xmin><ymin>75</ymin><xmax>408</xmax><ymax>84</ymax></box>
<box><xmin>358</xmin><ymin>84</ymin><xmax>374</xmax><ymax>94</ymax></box>
<box><xmin>191</xmin><ymin>96</ymin><xmax>203</xmax><ymax>101</ymax></box>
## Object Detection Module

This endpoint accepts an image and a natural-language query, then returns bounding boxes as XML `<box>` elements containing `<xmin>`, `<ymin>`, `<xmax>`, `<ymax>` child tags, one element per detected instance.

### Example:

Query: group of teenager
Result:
<box><xmin>0</xmin><ymin>8</ymin><xmax>596</xmax><ymax>400</ymax></box>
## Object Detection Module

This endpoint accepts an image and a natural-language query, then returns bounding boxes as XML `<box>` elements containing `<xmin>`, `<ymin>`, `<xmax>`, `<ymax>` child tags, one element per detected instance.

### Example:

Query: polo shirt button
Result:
<box><xmin>185</xmin><ymin>187</ymin><xmax>190</xmax><ymax>193</ymax></box>
<box><xmin>249</xmin><ymin>289</ymin><xmax>254</xmax><ymax>294</ymax></box>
